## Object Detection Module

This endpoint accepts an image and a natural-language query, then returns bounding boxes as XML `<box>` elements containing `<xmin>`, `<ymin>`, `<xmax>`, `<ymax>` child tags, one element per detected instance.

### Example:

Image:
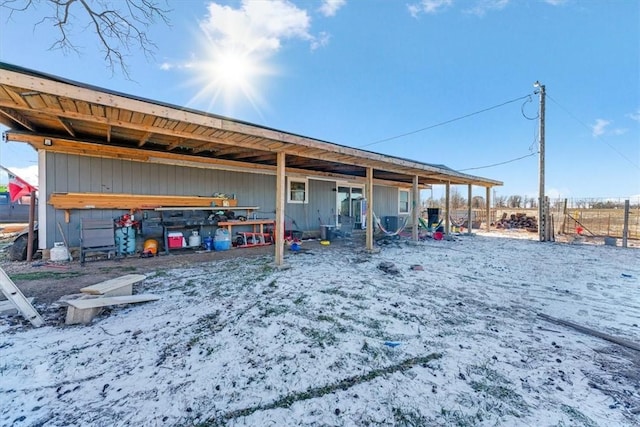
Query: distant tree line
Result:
<box><xmin>422</xmin><ymin>189</ymin><xmax>639</xmax><ymax>210</ymax></box>
<box><xmin>422</xmin><ymin>188</ymin><xmax>536</xmax><ymax>210</ymax></box>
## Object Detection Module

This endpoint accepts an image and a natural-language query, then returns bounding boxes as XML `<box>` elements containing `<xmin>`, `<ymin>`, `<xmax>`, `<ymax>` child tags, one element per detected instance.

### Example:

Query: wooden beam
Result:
<box><xmin>9</xmin><ymin>133</ymin><xmax>150</xmax><ymax>162</ymax></box>
<box><xmin>0</xmin><ymin>107</ymin><xmax>36</xmax><ymax>131</ymax></box>
<box><xmin>228</xmin><ymin>152</ymin><xmax>275</xmax><ymax>162</ymax></box>
<box><xmin>165</xmin><ymin>137</ymin><xmax>185</xmax><ymax>151</ymax></box>
<box><xmin>1</xmin><ymin>85</ymin><xmax>30</xmax><ymax>108</ymax></box>
<box><xmin>57</xmin><ymin>117</ymin><xmax>75</xmax><ymax>137</ymax></box>
<box><xmin>190</xmin><ymin>143</ymin><xmax>216</xmax><ymax>154</ymax></box>
<box><xmin>486</xmin><ymin>186</ymin><xmax>491</xmax><ymax>232</ymax></box>
<box><xmin>49</xmin><ymin>193</ymin><xmax>238</xmax><ymax>210</ymax></box>
<box><xmin>138</xmin><ymin>131</ymin><xmax>152</xmax><ymax>147</ymax></box>
<box><xmin>212</xmin><ymin>145</ymin><xmax>255</xmax><ymax>157</ymax></box>
<box><xmin>106</xmin><ymin>125</ymin><xmax>111</xmax><ymax>142</ymax></box>
<box><xmin>467</xmin><ymin>184</ymin><xmax>473</xmax><ymax>235</ymax></box>
<box><xmin>275</xmin><ymin>152</ymin><xmax>285</xmax><ymax>266</ymax></box>
<box><xmin>445</xmin><ymin>183</ymin><xmax>450</xmax><ymax>235</ymax></box>
<box><xmin>412</xmin><ymin>175</ymin><xmax>419</xmax><ymax>241</ymax></box>
<box><xmin>366</xmin><ymin>167</ymin><xmax>374</xmax><ymax>251</ymax></box>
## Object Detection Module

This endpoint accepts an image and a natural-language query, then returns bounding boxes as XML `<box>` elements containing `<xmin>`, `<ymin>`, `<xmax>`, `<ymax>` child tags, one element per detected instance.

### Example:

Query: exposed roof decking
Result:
<box><xmin>0</xmin><ymin>62</ymin><xmax>502</xmax><ymax>188</ymax></box>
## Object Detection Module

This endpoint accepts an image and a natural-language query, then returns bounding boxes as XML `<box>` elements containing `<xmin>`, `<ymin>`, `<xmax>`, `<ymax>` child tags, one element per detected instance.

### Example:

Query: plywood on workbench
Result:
<box><xmin>49</xmin><ymin>193</ymin><xmax>238</xmax><ymax>210</ymax></box>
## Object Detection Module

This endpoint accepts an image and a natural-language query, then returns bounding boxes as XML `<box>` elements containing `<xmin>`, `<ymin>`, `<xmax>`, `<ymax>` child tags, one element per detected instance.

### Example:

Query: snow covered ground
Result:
<box><xmin>1</xmin><ymin>233</ymin><xmax>639</xmax><ymax>426</ymax></box>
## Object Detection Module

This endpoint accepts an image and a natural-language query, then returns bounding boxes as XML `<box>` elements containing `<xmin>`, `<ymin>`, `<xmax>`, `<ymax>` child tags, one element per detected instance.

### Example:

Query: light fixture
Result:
<box><xmin>44</xmin><ymin>138</ymin><xmax>52</xmax><ymax>146</ymax></box>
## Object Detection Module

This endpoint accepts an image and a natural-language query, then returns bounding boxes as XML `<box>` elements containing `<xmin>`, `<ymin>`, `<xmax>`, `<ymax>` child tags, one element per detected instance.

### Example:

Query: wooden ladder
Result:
<box><xmin>0</xmin><ymin>267</ymin><xmax>44</xmax><ymax>327</ymax></box>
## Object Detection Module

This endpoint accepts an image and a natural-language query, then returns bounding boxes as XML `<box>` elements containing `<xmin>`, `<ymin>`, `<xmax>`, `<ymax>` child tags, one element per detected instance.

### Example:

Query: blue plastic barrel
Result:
<box><xmin>214</xmin><ymin>228</ymin><xmax>231</xmax><ymax>251</ymax></box>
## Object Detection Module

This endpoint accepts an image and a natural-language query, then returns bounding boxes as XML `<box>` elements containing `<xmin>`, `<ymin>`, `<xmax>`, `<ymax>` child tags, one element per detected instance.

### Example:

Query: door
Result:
<box><xmin>337</xmin><ymin>185</ymin><xmax>364</xmax><ymax>229</ymax></box>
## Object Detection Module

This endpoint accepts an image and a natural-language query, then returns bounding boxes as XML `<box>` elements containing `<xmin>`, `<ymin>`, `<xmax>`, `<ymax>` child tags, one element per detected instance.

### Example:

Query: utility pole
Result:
<box><xmin>535</xmin><ymin>81</ymin><xmax>546</xmax><ymax>242</ymax></box>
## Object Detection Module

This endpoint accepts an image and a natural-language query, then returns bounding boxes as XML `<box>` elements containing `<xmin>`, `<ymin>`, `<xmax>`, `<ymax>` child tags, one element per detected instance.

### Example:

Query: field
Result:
<box><xmin>1</xmin><ymin>232</ymin><xmax>639</xmax><ymax>426</ymax></box>
<box><xmin>450</xmin><ymin>205</ymin><xmax>640</xmax><ymax>241</ymax></box>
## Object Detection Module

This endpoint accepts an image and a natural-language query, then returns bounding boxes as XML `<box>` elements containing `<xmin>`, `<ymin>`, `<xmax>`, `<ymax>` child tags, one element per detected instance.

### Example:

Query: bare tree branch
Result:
<box><xmin>1</xmin><ymin>0</ymin><xmax>171</xmax><ymax>78</ymax></box>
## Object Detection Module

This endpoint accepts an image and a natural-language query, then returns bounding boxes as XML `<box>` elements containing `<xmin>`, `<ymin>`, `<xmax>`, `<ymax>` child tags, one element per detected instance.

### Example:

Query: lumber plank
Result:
<box><xmin>80</xmin><ymin>274</ymin><xmax>146</xmax><ymax>297</ymax></box>
<box><xmin>67</xmin><ymin>294</ymin><xmax>159</xmax><ymax>310</ymax></box>
<box><xmin>65</xmin><ymin>294</ymin><xmax>160</xmax><ymax>325</ymax></box>
<box><xmin>49</xmin><ymin>192</ymin><xmax>238</xmax><ymax>210</ymax></box>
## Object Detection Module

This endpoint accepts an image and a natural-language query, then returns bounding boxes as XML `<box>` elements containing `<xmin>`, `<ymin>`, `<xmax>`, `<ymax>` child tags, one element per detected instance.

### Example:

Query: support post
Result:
<box><xmin>366</xmin><ymin>167</ymin><xmax>374</xmax><ymax>251</ymax></box>
<box><xmin>623</xmin><ymin>199</ymin><xmax>629</xmax><ymax>248</ymax></box>
<box><xmin>445</xmin><ymin>182</ymin><xmax>450</xmax><ymax>235</ymax></box>
<box><xmin>275</xmin><ymin>152</ymin><xmax>285</xmax><ymax>266</ymax></box>
<box><xmin>485</xmin><ymin>187</ymin><xmax>491</xmax><ymax>232</ymax></box>
<box><xmin>26</xmin><ymin>189</ymin><xmax>36</xmax><ymax>262</ymax></box>
<box><xmin>412</xmin><ymin>175</ymin><xmax>419</xmax><ymax>241</ymax></box>
<box><xmin>467</xmin><ymin>184</ymin><xmax>473</xmax><ymax>235</ymax></box>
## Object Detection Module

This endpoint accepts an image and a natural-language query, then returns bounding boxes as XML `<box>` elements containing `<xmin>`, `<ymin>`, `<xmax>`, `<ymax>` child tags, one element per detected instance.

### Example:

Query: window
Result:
<box><xmin>288</xmin><ymin>178</ymin><xmax>308</xmax><ymax>204</ymax></box>
<box><xmin>399</xmin><ymin>189</ymin><xmax>410</xmax><ymax>214</ymax></box>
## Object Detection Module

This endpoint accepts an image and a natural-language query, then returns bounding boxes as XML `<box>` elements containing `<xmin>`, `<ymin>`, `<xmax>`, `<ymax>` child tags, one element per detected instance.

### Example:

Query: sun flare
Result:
<box><xmin>187</xmin><ymin>36</ymin><xmax>276</xmax><ymax>116</ymax></box>
<box><xmin>210</xmin><ymin>50</ymin><xmax>253</xmax><ymax>89</ymax></box>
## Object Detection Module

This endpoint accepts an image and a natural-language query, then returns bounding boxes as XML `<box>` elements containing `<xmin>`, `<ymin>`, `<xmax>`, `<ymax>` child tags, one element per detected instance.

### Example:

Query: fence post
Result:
<box><xmin>561</xmin><ymin>199</ymin><xmax>567</xmax><ymax>235</ymax></box>
<box><xmin>544</xmin><ymin>197</ymin><xmax>551</xmax><ymax>241</ymax></box>
<box><xmin>485</xmin><ymin>186</ymin><xmax>491</xmax><ymax>232</ymax></box>
<box><xmin>623</xmin><ymin>199</ymin><xmax>629</xmax><ymax>248</ymax></box>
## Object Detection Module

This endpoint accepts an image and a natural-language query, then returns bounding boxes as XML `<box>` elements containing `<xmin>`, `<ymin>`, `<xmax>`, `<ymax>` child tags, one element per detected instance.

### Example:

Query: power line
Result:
<box><xmin>458</xmin><ymin>151</ymin><xmax>538</xmax><ymax>172</ymax></box>
<box><xmin>358</xmin><ymin>93</ymin><xmax>533</xmax><ymax>148</ymax></box>
<box><xmin>547</xmin><ymin>94</ymin><xmax>640</xmax><ymax>170</ymax></box>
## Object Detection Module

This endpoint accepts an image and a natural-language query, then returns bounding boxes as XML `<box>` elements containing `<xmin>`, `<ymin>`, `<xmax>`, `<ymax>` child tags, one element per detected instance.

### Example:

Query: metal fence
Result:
<box><xmin>552</xmin><ymin>198</ymin><xmax>639</xmax><ymax>240</ymax></box>
<box><xmin>434</xmin><ymin>197</ymin><xmax>640</xmax><ymax>241</ymax></box>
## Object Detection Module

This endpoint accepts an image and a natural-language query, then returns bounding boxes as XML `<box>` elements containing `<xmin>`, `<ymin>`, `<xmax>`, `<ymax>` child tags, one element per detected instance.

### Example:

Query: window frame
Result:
<box><xmin>287</xmin><ymin>178</ymin><xmax>309</xmax><ymax>204</ymax></box>
<box><xmin>398</xmin><ymin>188</ymin><xmax>410</xmax><ymax>214</ymax></box>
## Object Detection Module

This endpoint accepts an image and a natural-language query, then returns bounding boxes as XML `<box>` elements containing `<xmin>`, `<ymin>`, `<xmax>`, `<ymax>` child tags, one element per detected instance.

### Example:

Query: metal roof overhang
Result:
<box><xmin>0</xmin><ymin>62</ymin><xmax>502</xmax><ymax>189</ymax></box>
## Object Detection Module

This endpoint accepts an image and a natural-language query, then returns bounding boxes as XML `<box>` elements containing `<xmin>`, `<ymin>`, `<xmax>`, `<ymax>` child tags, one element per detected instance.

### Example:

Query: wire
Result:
<box><xmin>521</xmin><ymin>95</ymin><xmax>538</xmax><ymax>120</ymax></box>
<box><xmin>358</xmin><ymin>93</ymin><xmax>534</xmax><ymax>148</ymax></box>
<box><xmin>547</xmin><ymin>94</ymin><xmax>640</xmax><ymax>170</ymax></box>
<box><xmin>458</xmin><ymin>151</ymin><xmax>538</xmax><ymax>172</ymax></box>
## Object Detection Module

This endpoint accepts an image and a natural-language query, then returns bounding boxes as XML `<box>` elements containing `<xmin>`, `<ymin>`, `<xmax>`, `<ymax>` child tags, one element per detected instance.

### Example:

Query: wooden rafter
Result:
<box><xmin>0</xmin><ymin>107</ymin><xmax>36</xmax><ymax>131</ymax></box>
<box><xmin>229</xmin><ymin>152</ymin><xmax>275</xmax><ymax>162</ymax></box>
<box><xmin>57</xmin><ymin>117</ymin><xmax>75</xmax><ymax>137</ymax></box>
<box><xmin>2</xmin><ymin>85</ymin><xmax>30</xmax><ymax>108</ymax></box>
<box><xmin>138</xmin><ymin>131</ymin><xmax>152</xmax><ymax>147</ymax></box>
<box><xmin>190</xmin><ymin>141</ymin><xmax>215</xmax><ymax>154</ymax></box>
<box><xmin>212</xmin><ymin>146</ymin><xmax>253</xmax><ymax>157</ymax></box>
<box><xmin>165</xmin><ymin>137</ymin><xmax>185</xmax><ymax>151</ymax></box>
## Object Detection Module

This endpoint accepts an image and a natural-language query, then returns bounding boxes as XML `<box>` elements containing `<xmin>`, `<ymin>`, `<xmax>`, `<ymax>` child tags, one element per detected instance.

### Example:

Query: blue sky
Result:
<box><xmin>0</xmin><ymin>0</ymin><xmax>638</xmax><ymax>200</ymax></box>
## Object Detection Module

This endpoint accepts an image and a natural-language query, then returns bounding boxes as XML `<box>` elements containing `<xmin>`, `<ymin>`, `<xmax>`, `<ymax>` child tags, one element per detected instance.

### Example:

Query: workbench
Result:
<box><xmin>217</xmin><ymin>219</ymin><xmax>275</xmax><ymax>235</ymax></box>
<box><xmin>159</xmin><ymin>208</ymin><xmax>267</xmax><ymax>253</ymax></box>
